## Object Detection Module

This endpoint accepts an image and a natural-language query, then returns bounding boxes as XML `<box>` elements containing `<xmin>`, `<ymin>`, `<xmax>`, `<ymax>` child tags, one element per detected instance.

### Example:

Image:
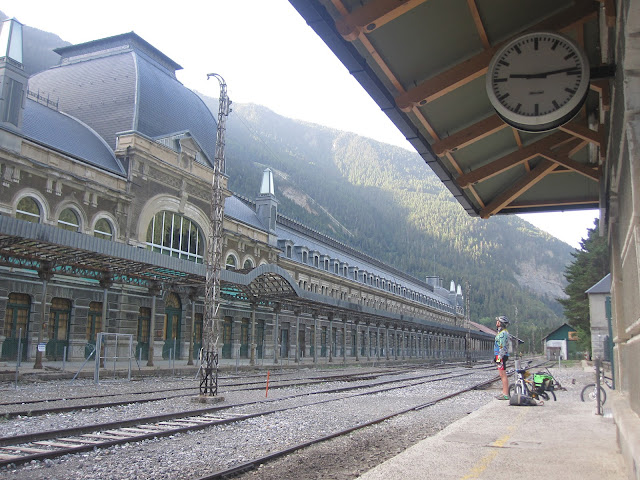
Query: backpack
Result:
<box><xmin>533</xmin><ymin>372</ymin><xmax>554</xmax><ymax>391</ymax></box>
<box><xmin>509</xmin><ymin>393</ymin><xmax>542</xmax><ymax>406</ymax></box>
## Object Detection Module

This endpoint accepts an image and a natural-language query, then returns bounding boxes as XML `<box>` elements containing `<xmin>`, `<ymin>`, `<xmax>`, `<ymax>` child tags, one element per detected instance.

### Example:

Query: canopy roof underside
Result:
<box><xmin>290</xmin><ymin>0</ymin><xmax>610</xmax><ymax>217</ymax></box>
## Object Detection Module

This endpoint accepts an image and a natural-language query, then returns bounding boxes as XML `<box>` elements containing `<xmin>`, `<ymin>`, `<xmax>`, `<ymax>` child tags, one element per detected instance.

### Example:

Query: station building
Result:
<box><xmin>0</xmin><ymin>25</ymin><xmax>494</xmax><ymax>367</ymax></box>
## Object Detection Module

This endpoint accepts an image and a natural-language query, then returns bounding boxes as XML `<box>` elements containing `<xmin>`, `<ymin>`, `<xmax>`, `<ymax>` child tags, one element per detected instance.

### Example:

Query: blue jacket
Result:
<box><xmin>494</xmin><ymin>329</ymin><xmax>509</xmax><ymax>357</ymax></box>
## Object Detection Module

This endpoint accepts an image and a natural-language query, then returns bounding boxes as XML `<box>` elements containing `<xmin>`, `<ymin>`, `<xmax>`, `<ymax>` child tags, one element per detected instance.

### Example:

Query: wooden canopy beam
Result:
<box><xmin>395</xmin><ymin>1</ymin><xmax>599</xmax><ymax>112</ymax></box>
<box><xmin>335</xmin><ymin>0</ymin><xmax>429</xmax><ymax>41</ymax></box>
<box><xmin>479</xmin><ymin>160</ymin><xmax>557</xmax><ymax>218</ymax></box>
<box><xmin>456</xmin><ymin>132</ymin><xmax>571</xmax><ymax>188</ymax></box>
<box><xmin>432</xmin><ymin>114</ymin><xmax>507</xmax><ymax>156</ymax></box>
<box><xmin>503</xmin><ymin>197</ymin><xmax>600</xmax><ymax>209</ymax></box>
<box><xmin>540</xmin><ymin>150</ymin><xmax>601</xmax><ymax>181</ymax></box>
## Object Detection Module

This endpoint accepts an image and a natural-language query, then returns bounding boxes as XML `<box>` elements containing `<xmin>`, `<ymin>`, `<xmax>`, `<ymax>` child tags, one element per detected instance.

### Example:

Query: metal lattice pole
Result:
<box><xmin>465</xmin><ymin>281</ymin><xmax>471</xmax><ymax>363</ymax></box>
<box><xmin>200</xmin><ymin>73</ymin><xmax>231</xmax><ymax>396</ymax></box>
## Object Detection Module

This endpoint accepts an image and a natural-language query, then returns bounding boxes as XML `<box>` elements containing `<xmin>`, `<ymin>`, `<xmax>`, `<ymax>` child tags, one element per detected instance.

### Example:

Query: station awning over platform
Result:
<box><xmin>0</xmin><ymin>216</ymin><xmax>481</xmax><ymax>335</ymax></box>
<box><xmin>290</xmin><ymin>0</ymin><xmax>610</xmax><ymax>217</ymax></box>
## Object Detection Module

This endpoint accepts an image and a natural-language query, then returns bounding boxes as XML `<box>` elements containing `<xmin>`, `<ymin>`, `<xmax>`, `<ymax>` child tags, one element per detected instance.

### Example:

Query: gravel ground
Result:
<box><xmin>0</xmin><ymin>362</ymin><xmax>594</xmax><ymax>480</ymax></box>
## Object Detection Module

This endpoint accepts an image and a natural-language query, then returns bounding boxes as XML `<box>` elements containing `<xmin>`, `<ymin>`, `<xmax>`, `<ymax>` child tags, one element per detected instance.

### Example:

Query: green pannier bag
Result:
<box><xmin>534</xmin><ymin>372</ymin><xmax>554</xmax><ymax>391</ymax></box>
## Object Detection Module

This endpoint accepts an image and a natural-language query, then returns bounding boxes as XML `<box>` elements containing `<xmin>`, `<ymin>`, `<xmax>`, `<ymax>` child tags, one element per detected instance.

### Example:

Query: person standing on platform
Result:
<box><xmin>494</xmin><ymin>315</ymin><xmax>510</xmax><ymax>400</ymax></box>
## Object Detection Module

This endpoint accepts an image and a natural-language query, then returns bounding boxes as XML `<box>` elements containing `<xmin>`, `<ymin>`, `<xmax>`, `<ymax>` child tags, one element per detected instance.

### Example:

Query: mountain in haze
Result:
<box><xmin>214</xmin><ymin>101</ymin><xmax>573</xmax><ymax>331</ymax></box>
<box><xmin>12</xmin><ymin>15</ymin><xmax>575</xmax><ymax>347</ymax></box>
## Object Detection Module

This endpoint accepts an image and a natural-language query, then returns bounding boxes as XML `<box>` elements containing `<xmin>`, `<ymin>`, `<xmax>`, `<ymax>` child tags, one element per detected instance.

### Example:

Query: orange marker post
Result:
<box><xmin>266</xmin><ymin>371</ymin><xmax>270</xmax><ymax>397</ymax></box>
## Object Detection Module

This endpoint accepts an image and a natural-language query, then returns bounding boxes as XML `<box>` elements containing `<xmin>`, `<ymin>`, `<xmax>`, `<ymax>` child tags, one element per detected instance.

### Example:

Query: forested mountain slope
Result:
<box><xmin>9</xmin><ymin>9</ymin><xmax>575</xmax><ymax>348</ymax></box>
<box><xmin>213</xmin><ymin>101</ymin><xmax>574</xmax><ymax>337</ymax></box>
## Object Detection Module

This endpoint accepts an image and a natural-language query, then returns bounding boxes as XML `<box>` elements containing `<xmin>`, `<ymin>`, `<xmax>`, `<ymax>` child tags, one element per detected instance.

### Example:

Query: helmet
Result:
<box><xmin>496</xmin><ymin>315</ymin><xmax>510</xmax><ymax>327</ymax></box>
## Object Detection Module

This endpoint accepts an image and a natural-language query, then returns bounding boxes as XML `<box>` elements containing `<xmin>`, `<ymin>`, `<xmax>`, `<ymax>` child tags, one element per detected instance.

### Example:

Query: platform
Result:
<box><xmin>359</xmin><ymin>380</ymin><xmax>627</xmax><ymax>480</ymax></box>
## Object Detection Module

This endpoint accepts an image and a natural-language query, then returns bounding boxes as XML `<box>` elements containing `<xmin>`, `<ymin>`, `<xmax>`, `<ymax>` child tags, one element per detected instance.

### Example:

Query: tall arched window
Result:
<box><xmin>94</xmin><ymin>218</ymin><xmax>113</xmax><ymax>240</ymax></box>
<box><xmin>225</xmin><ymin>254</ymin><xmax>237</xmax><ymax>270</ymax></box>
<box><xmin>16</xmin><ymin>197</ymin><xmax>41</xmax><ymax>223</ymax></box>
<box><xmin>243</xmin><ymin>258</ymin><xmax>254</xmax><ymax>270</ymax></box>
<box><xmin>146</xmin><ymin>211</ymin><xmax>204</xmax><ymax>263</ymax></box>
<box><xmin>58</xmin><ymin>208</ymin><xmax>80</xmax><ymax>232</ymax></box>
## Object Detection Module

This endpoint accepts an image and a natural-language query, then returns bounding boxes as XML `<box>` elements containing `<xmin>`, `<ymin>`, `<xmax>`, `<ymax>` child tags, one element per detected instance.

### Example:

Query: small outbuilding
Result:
<box><xmin>585</xmin><ymin>274</ymin><xmax>612</xmax><ymax>361</ymax></box>
<box><xmin>543</xmin><ymin>323</ymin><xmax>579</xmax><ymax>360</ymax></box>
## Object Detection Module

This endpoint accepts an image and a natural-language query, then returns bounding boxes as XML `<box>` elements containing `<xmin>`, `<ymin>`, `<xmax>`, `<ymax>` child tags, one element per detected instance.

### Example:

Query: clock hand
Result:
<box><xmin>509</xmin><ymin>67</ymin><xmax>580</xmax><ymax>79</ymax></box>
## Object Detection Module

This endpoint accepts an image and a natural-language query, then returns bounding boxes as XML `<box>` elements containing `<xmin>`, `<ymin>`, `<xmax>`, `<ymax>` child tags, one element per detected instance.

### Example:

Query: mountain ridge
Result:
<box><xmin>10</xmin><ymin>17</ymin><xmax>574</xmax><ymax>346</ymax></box>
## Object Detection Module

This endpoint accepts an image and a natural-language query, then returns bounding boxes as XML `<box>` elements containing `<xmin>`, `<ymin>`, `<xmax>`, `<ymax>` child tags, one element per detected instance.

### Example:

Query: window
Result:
<box><xmin>302</xmin><ymin>251</ymin><xmax>308</xmax><ymax>263</ymax></box>
<box><xmin>243</xmin><ymin>258</ymin><xmax>254</xmax><ymax>269</ymax></box>
<box><xmin>87</xmin><ymin>302</ymin><xmax>102</xmax><ymax>342</ymax></box>
<box><xmin>324</xmin><ymin>259</ymin><xmax>329</xmax><ymax>270</ymax></box>
<box><xmin>94</xmin><ymin>218</ymin><xmax>113</xmax><ymax>240</ymax></box>
<box><xmin>314</xmin><ymin>256</ymin><xmax>319</xmax><ymax>267</ymax></box>
<box><xmin>58</xmin><ymin>208</ymin><xmax>80</xmax><ymax>232</ymax></box>
<box><xmin>146</xmin><ymin>211</ymin><xmax>204</xmax><ymax>263</ymax></box>
<box><xmin>138</xmin><ymin>307</ymin><xmax>151</xmax><ymax>343</ymax></box>
<box><xmin>16</xmin><ymin>197</ymin><xmax>40</xmax><ymax>223</ymax></box>
<box><xmin>286</xmin><ymin>245</ymin><xmax>292</xmax><ymax>258</ymax></box>
<box><xmin>225</xmin><ymin>254</ymin><xmax>237</xmax><ymax>270</ymax></box>
<box><xmin>4</xmin><ymin>293</ymin><xmax>30</xmax><ymax>338</ymax></box>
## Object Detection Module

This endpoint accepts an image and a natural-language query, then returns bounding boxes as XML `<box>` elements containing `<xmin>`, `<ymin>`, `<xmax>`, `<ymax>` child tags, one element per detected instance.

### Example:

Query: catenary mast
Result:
<box><xmin>200</xmin><ymin>73</ymin><xmax>231</xmax><ymax>396</ymax></box>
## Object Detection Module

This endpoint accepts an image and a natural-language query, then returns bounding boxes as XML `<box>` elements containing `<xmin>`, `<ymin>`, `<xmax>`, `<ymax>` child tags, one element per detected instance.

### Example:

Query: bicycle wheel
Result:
<box><xmin>511</xmin><ymin>382</ymin><xmax>525</xmax><ymax>396</ymax></box>
<box><xmin>581</xmin><ymin>384</ymin><xmax>607</xmax><ymax>405</ymax></box>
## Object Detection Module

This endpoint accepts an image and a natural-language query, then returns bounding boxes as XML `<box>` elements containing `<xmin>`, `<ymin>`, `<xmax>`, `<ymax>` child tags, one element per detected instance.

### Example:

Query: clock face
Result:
<box><xmin>486</xmin><ymin>32</ymin><xmax>590</xmax><ymax>132</ymax></box>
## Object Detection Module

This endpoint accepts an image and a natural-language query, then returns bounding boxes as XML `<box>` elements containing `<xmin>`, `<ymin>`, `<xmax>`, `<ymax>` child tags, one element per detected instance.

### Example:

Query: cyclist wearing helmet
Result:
<box><xmin>494</xmin><ymin>316</ymin><xmax>510</xmax><ymax>400</ymax></box>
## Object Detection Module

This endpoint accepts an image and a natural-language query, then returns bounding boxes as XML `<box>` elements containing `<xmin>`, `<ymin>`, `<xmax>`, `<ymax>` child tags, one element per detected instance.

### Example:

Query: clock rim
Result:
<box><xmin>485</xmin><ymin>31</ymin><xmax>590</xmax><ymax>132</ymax></box>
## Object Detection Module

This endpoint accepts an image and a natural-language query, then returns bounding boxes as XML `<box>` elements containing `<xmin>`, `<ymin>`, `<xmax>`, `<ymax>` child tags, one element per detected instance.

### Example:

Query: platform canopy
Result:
<box><xmin>0</xmin><ymin>216</ymin><xmax>474</xmax><ymax>334</ymax></box>
<box><xmin>290</xmin><ymin>0</ymin><xmax>611</xmax><ymax>217</ymax></box>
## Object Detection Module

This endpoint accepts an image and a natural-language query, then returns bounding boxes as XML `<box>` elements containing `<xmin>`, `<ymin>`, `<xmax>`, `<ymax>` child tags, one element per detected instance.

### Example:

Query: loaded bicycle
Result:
<box><xmin>509</xmin><ymin>361</ymin><xmax>563</xmax><ymax>401</ymax></box>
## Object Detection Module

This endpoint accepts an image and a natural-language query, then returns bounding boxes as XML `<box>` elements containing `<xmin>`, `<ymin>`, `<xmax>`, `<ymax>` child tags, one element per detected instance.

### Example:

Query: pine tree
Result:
<box><xmin>558</xmin><ymin>219</ymin><xmax>610</xmax><ymax>333</ymax></box>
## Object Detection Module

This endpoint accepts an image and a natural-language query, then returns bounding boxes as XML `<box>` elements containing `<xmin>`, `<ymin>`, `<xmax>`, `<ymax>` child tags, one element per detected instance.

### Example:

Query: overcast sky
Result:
<box><xmin>3</xmin><ymin>0</ymin><xmax>598</xmax><ymax>248</ymax></box>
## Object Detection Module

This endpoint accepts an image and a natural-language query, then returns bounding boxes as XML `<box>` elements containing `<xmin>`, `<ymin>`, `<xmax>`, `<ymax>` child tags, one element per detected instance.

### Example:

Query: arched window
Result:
<box><xmin>225</xmin><ymin>254</ymin><xmax>237</xmax><ymax>270</ymax></box>
<box><xmin>146</xmin><ymin>211</ymin><xmax>204</xmax><ymax>263</ymax></box>
<box><xmin>243</xmin><ymin>258</ymin><xmax>254</xmax><ymax>270</ymax></box>
<box><xmin>94</xmin><ymin>218</ymin><xmax>113</xmax><ymax>240</ymax></box>
<box><xmin>16</xmin><ymin>197</ymin><xmax>40</xmax><ymax>223</ymax></box>
<box><xmin>58</xmin><ymin>208</ymin><xmax>80</xmax><ymax>232</ymax></box>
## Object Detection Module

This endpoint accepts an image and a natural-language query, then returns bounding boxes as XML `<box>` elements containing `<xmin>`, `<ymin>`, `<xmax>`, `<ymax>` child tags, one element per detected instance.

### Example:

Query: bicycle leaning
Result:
<box><xmin>509</xmin><ymin>361</ymin><xmax>563</xmax><ymax>401</ymax></box>
<box><xmin>581</xmin><ymin>369</ymin><xmax>614</xmax><ymax>405</ymax></box>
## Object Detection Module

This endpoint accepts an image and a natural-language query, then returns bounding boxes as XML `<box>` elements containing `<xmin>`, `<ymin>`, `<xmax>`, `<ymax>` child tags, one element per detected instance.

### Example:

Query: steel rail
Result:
<box><xmin>1</xmin><ymin>363</ymin><xmax>494</xmax><ymax>417</ymax></box>
<box><xmin>0</xmin><ymin>367</ymin><xmax>497</xmax><ymax>467</ymax></box>
<box><xmin>195</xmin><ymin>375</ymin><xmax>502</xmax><ymax>480</ymax></box>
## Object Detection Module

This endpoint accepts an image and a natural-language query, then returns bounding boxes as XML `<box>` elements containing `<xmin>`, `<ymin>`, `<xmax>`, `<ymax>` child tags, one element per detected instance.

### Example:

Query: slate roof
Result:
<box><xmin>27</xmin><ymin>32</ymin><xmax>217</xmax><ymax>166</ymax></box>
<box><xmin>585</xmin><ymin>273</ymin><xmax>611</xmax><ymax>295</ymax></box>
<box><xmin>224</xmin><ymin>195</ymin><xmax>266</xmax><ymax>230</ymax></box>
<box><xmin>19</xmin><ymin>99</ymin><xmax>125</xmax><ymax>175</ymax></box>
<box><xmin>224</xmin><ymin>195</ymin><xmax>452</xmax><ymax>305</ymax></box>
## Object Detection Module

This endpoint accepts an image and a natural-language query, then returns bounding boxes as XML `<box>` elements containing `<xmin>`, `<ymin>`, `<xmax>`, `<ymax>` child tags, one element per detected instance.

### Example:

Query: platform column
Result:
<box><xmin>294</xmin><ymin>308</ymin><xmax>301</xmax><ymax>364</ymax></box>
<box><xmin>342</xmin><ymin>318</ymin><xmax>347</xmax><ymax>363</ymax></box>
<box><xmin>146</xmin><ymin>282</ymin><xmax>161</xmax><ymax>367</ymax></box>
<box><xmin>273</xmin><ymin>303</ymin><xmax>280</xmax><ymax>365</ymax></box>
<box><xmin>354</xmin><ymin>321</ymin><xmax>360</xmax><ymax>362</ymax></box>
<box><xmin>328</xmin><ymin>313</ymin><xmax>333</xmax><ymax>363</ymax></box>
<box><xmin>33</xmin><ymin>261</ymin><xmax>53</xmax><ymax>369</ymax></box>
<box><xmin>250</xmin><ymin>301</ymin><xmax>257</xmax><ymax>366</ymax></box>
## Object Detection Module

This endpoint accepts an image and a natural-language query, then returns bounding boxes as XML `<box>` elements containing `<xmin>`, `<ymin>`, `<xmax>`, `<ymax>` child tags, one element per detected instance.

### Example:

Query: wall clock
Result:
<box><xmin>486</xmin><ymin>31</ymin><xmax>590</xmax><ymax>132</ymax></box>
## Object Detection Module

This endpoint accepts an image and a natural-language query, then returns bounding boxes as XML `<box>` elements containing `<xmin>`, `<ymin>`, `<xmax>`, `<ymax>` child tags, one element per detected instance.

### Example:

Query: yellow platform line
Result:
<box><xmin>460</xmin><ymin>409</ymin><xmax>528</xmax><ymax>479</ymax></box>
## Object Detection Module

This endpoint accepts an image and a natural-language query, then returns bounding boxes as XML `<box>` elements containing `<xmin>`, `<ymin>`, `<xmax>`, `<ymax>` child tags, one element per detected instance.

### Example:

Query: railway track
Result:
<box><xmin>0</xmin><ymin>364</ymin><xmax>498</xmax><ymax>468</ymax></box>
<box><xmin>0</xmin><ymin>362</ymin><xmax>492</xmax><ymax>418</ymax></box>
